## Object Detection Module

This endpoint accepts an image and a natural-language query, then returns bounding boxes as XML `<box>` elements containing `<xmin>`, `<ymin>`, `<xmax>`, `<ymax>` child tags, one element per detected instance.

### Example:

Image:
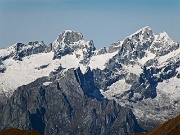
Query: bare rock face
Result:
<box><xmin>0</xmin><ymin>68</ymin><xmax>144</xmax><ymax>135</ymax></box>
<box><xmin>55</xmin><ymin>30</ymin><xmax>84</xmax><ymax>46</ymax></box>
<box><xmin>0</xmin><ymin>61</ymin><xmax>6</xmax><ymax>73</ymax></box>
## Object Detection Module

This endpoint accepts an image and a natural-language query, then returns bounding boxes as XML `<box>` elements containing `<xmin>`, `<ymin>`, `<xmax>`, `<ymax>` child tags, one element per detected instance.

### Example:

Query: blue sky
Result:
<box><xmin>0</xmin><ymin>0</ymin><xmax>180</xmax><ymax>49</ymax></box>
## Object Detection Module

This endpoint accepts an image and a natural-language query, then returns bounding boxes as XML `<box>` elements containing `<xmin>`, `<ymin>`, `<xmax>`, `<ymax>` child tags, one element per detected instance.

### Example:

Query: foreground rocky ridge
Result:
<box><xmin>0</xmin><ymin>26</ymin><xmax>180</xmax><ymax>133</ymax></box>
<box><xmin>0</xmin><ymin>69</ymin><xmax>144</xmax><ymax>135</ymax></box>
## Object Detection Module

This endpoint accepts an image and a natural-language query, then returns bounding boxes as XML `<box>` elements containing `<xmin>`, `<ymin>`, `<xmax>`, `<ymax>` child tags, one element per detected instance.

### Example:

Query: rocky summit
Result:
<box><xmin>0</xmin><ymin>26</ymin><xmax>180</xmax><ymax>135</ymax></box>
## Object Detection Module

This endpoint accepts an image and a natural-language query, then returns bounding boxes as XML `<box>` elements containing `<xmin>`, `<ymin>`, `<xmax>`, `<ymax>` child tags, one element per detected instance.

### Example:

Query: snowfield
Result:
<box><xmin>89</xmin><ymin>51</ymin><xmax>118</xmax><ymax>70</ymax></box>
<box><xmin>0</xmin><ymin>52</ymin><xmax>55</xmax><ymax>93</ymax></box>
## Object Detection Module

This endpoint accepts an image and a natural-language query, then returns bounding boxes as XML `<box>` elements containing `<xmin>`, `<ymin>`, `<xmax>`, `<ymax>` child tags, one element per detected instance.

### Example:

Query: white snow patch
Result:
<box><xmin>0</xmin><ymin>52</ymin><xmax>58</xmax><ymax>93</ymax></box>
<box><xmin>159</xmin><ymin>31</ymin><xmax>169</xmax><ymax>38</ymax></box>
<box><xmin>157</xmin><ymin>77</ymin><xmax>180</xmax><ymax>101</ymax></box>
<box><xmin>157</xmin><ymin>48</ymin><xmax>180</xmax><ymax>64</ymax></box>
<box><xmin>58</xmin><ymin>53</ymin><xmax>79</xmax><ymax>69</ymax></box>
<box><xmin>138</xmin><ymin>51</ymin><xmax>156</xmax><ymax>65</ymax></box>
<box><xmin>57</xmin><ymin>53</ymin><xmax>87</xmax><ymax>74</ymax></box>
<box><xmin>126</xmin><ymin>64</ymin><xmax>143</xmax><ymax>76</ymax></box>
<box><xmin>79</xmin><ymin>65</ymin><xmax>87</xmax><ymax>74</ymax></box>
<box><xmin>0</xmin><ymin>45</ymin><xmax>15</xmax><ymax>58</ymax></box>
<box><xmin>89</xmin><ymin>51</ymin><xmax>118</xmax><ymax>70</ymax></box>
<box><xmin>101</xmin><ymin>79</ymin><xmax>131</xmax><ymax>99</ymax></box>
<box><xmin>43</xmin><ymin>82</ymin><xmax>52</xmax><ymax>86</ymax></box>
<box><xmin>177</xmin><ymin>66</ymin><xmax>180</xmax><ymax>73</ymax></box>
<box><xmin>0</xmin><ymin>49</ymin><xmax>10</xmax><ymax>58</ymax></box>
<box><xmin>156</xmin><ymin>32</ymin><xmax>175</xmax><ymax>45</ymax></box>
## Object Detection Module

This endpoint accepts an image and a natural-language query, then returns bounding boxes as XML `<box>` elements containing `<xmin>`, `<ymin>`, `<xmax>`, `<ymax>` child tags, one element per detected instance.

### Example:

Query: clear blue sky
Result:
<box><xmin>0</xmin><ymin>0</ymin><xmax>180</xmax><ymax>49</ymax></box>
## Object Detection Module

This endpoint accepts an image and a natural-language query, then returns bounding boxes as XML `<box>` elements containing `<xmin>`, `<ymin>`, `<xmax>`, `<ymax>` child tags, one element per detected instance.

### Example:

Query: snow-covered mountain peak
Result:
<box><xmin>140</xmin><ymin>26</ymin><xmax>151</xmax><ymax>31</ymax></box>
<box><xmin>52</xmin><ymin>30</ymin><xmax>96</xmax><ymax>61</ymax></box>
<box><xmin>150</xmin><ymin>31</ymin><xmax>179</xmax><ymax>56</ymax></box>
<box><xmin>154</xmin><ymin>31</ymin><xmax>172</xmax><ymax>42</ymax></box>
<box><xmin>53</xmin><ymin>30</ymin><xmax>83</xmax><ymax>50</ymax></box>
<box><xmin>128</xmin><ymin>26</ymin><xmax>154</xmax><ymax>40</ymax></box>
<box><xmin>60</xmin><ymin>30</ymin><xmax>83</xmax><ymax>43</ymax></box>
<box><xmin>133</xmin><ymin>26</ymin><xmax>151</xmax><ymax>34</ymax></box>
<box><xmin>119</xmin><ymin>26</ymin><xmax>154</xmax><ymax>55</ymax></box>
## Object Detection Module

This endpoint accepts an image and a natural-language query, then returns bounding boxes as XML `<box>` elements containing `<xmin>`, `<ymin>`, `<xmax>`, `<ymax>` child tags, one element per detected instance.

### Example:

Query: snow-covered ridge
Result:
<box><xmin>0</xmin><ymin>52</ymin><xmax>54</xmax><ymax>93</ymax></box>
<box><xmin>89</xmin><ymin>51</ymin><xmax>118</xmax><ymax>70</ymax></box>
<box><xmin>0</xmin><ymin>30</ymin><xmax>118</xmax><ymax>93</ymax></box>
<box><xmin>0</xmin><ymin>41</ymin><xmax>47</xmax><ymax>61</ymax></box>
<box><xmin>0</xmin><ymin>44</ymin><xmax>16</xmax><ymax>60</ymax></box>
<box><xmin>0</xmin><ymin>27</ymin><xmax>179</xmax><ymax>97</ymax></box>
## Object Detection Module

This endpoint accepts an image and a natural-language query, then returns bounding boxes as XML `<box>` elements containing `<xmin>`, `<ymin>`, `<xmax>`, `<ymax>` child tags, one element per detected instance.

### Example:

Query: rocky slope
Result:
<box><xmin>134</xmin><ymin>114</ymin><xmax>180</xmax><ymax>135</ymax></box>
<box><xmin>0</xmin><ymin>26</ymin><xmax>180</xmax><ymax>134</ymax></box>
<box><xmin>0</xmin><ymin>68</ymin><xmax>144</xmax><ymax>135</ymax></box>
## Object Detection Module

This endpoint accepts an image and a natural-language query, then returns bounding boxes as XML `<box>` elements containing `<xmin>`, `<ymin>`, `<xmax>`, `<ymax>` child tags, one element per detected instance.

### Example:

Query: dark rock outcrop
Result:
<box><xmin>0</xmin><ymin>61</ymin><xmax>6</xmax><ymax>73</ymax></box>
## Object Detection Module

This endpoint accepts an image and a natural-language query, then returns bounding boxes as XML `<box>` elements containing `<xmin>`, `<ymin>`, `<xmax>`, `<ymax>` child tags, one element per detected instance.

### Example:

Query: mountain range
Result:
<box><xmin>0</xmin><ymin>26</ymin><xmax>179</xmax><ymax>135</ymax></box>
